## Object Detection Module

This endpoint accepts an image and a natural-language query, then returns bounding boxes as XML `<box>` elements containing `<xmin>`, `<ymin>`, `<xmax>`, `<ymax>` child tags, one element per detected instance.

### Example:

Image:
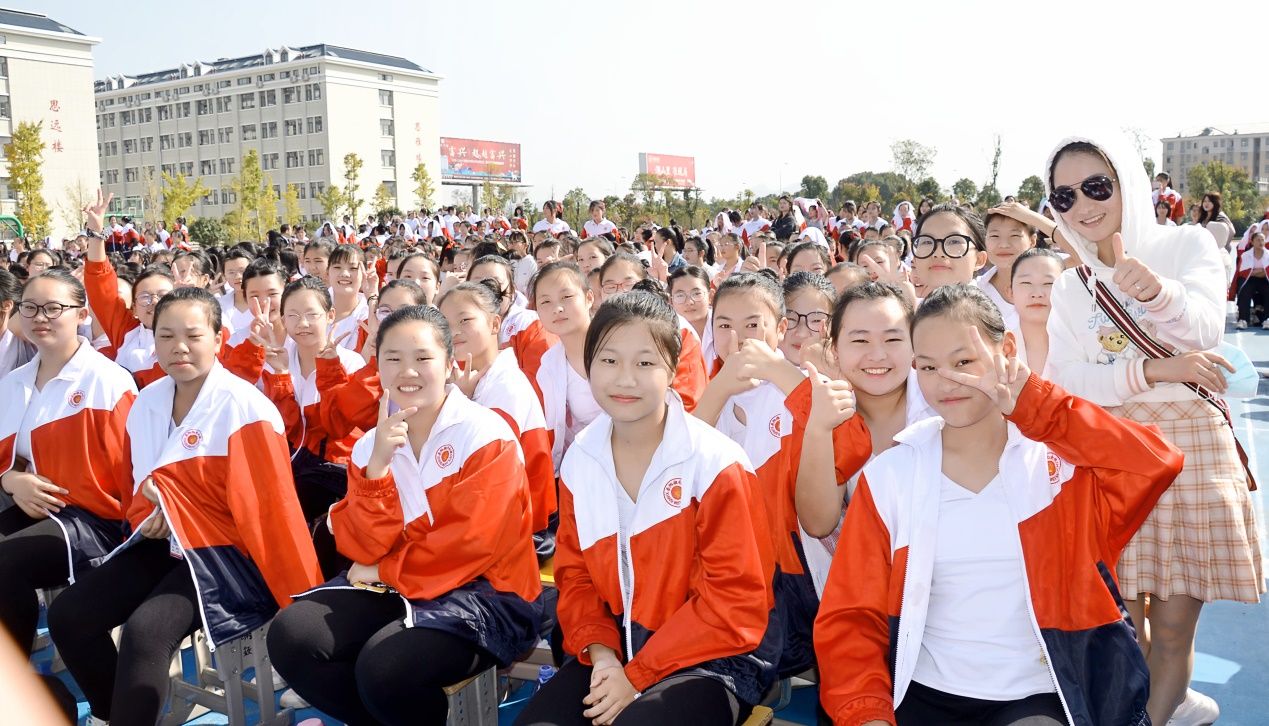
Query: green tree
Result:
<box><xmin>411</xmin><ymin>162</ymin><xmax>435</xmax><ymax>210</ymax></box>
<box><xmin>372</xmin><ymin>183</ymin><xmax>394</xmax><ymax>217</ymax></box>
<box><xmin>228</xmin><ymin>150</ymin><xmax>276</xmax><ymax>242</ymax></box>
<box><xmin>951</xmin><ymin>178</ymin><xmax>978</xmax><ymax>204</ymax></box>
<box><xmin>915</xmin><ymin>177</ymin><xmax>943</xmax><ymax>203</ymax></box>
<box><xmin>844</xmin><ymin>172</ymin><xmax>914</xmax><ymax>208</ymax></box>
<box><xmin>890</xmin><ymin>139</ymin><xmax>937</xmax><ymax>182</ymax></box>
<box><xmin>140</xmin><ymin>167</ymin><xmax>162</xmax><ymax>223</ymax></box>
<box><xmin>188</xmin><ymin>217</ymin><xmax>226</xmax><ymax>247</ymax></box>
<box><xmin>258</xmin><ymin>179</ymin><xmax>280</xmax><ymax>238</ymax></box>
<box><xmin>1016</xmin><ymin>175</ymin><xmax>1046</xmax><ymax>208</ymax></box>
<box><xmin>342</xmin><ymin>153</ymin><xmax>364</xmax><ymax>221</ymax></box>
<box><xmin>316</xmin><ymin>184</ymin><xmax>344</xmax><ymax>222</ymax></box>
<box><xmin>799</xmin><ymin>175</ymin><xmax>829</xmax><ymax>201</ymax></box>
<box><xmin>160</xmin><ymin>172</ymin><xmax>210</xmax><ymax>225</ymax></box>
<box><xmin>4</xmin><ymin>121</ymin><xmax>51</xmax><ymax>238</ymax></box>
<box><xmin>562</xmin><ymin>188</ymin><xmax>590</xmax><ymax>230</ymax></box>
<box><xmin>282</xmin><ymin>183</ymin><xmax>303</xmax><ymax>226</ymax></box>
<box><xmin>1143</xmin><ymin>157</ymin><xmax>1156</xmax><ymax>179</ymax></box>
<box><xmin>1186</xmin><ymin>160</ymin><xmax>1261</xmax><ymax>227</ymax></box>
<box><xmin>976</xmin><ymin>184</ymin><xmax>1002</xmax><ymax>210</ymax></box>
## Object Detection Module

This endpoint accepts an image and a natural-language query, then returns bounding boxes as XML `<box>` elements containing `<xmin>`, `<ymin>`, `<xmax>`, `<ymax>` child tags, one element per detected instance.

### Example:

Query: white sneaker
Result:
<box><xmin>280</xmin><ymin>688</ymin><xmax>310</xmax><ymax>709</ymax></box>
<box><xmin>1236</xmin><ymin>320</ymin><xmax>1248</xmax><ymax>329</ymax></box>
<box><xmin>86</xmin><ymin>716</ymin><xmax>109</xmax><ymax>726</ymax></box>
<box><xmin>247</xmin><ymin>664</ymin><xmax>287</xmax><ymax>691</ymax></box>
<box><xmin>1168</xmin><ymin>688</ymin><xmax>1219</xmax><ymax>726</ymax></box>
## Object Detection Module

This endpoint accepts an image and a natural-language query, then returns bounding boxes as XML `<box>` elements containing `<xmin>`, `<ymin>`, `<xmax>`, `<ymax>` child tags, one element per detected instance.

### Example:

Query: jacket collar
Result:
<box><xmin>573</xmin><ymin>390</ymin><xmax>694</xmax><ymax>480</ymax></box>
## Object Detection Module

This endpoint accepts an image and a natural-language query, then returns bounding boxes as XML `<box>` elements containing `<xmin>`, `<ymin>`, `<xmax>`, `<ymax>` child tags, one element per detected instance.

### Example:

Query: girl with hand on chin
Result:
<box><xmin>815</xmin><ymin>284</ymin><xmax>1183</xmax><ymax>726</ymax></box>
<box><xmin>268</xmin><ymin>305</ymin><xmax>542</xmax><ymax>726</ymax></box>
<box><xmin>516</xmin><ymin>291</ymin><xmax>777</xmax><ymax>726</ymax></box>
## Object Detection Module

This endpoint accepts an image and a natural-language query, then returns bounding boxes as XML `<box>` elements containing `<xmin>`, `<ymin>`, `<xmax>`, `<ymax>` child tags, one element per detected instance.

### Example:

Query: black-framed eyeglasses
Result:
<box><xmin>18</xmin><ymin>301</ymin><xmax>83</xmax><ymax>319</ymax></box>
<box><xmin>1050</xmin><ymin>174</ymin><xmax>1116</xmax><ymax>213</ymax></box>
<box><xmin>785</xmin><ymin>310</ymin><xmax>830</xmax><ymax>332</ymax></box>
<box><xmin>911</xmin><ymin>234</ymin><xmax>974</xmax><ymax>259</ymax></box>
<box><xmin>601</xmin><ymin>279</ymin><xmax>637</xmax><ymax>295</ymax></box>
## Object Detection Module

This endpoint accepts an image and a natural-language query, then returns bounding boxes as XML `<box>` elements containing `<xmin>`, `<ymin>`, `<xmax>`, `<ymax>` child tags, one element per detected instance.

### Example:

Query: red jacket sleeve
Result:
<box><xmin>83</xmin><ymin>259</ymin><xmax>139</xmax><ymax>352</ymax></box>
<box><xmin>221</xmin><ymin>338</ymin><xmax>266</xmax><ymax>384</ymax></box>
<box><xmin>510</xmin><ymin>321</ymin><xmax>556</xmax><ymax>389</ymax></box>
<box><xmin>261</xmin><ymin>370</ymin><xmax>304</xmax><ymax>448</ymax></box>
<box><xmin>671</xmin><ymin>329</ymin><xmax>708</xmax><ymax>413</ymax></box>
<box><xmin>317</xmin><ymin>361</ymin><xmax>381</xmax><ymax>440</ymax></box>
<box><xmin>1005</xmin><ymin>373</ymin><xmax>1184</xmax><ymax>554</ymax></box>
<box><xmin>785</xmin><ymin>378</ymin><xmax>874</xmax><ymax>483</ymax></box>
<box><xmin>225</xmin><ymin>421</ymin><xmax>323</xmax><ymax>606</ymax></box>
<box><xmin>623</xmin><ymin>463</ymin><xmax>772</xmax><ymax>692</ymax></box>
<box><xmin>520</xmin><ymin>426</ymin><xmax>557</xmax><ymax>533</ymax></box>
<box><xmin>814</xmin><ymin>475</ymin><xmax>899</xmax><ymax>726</ymax></box>
<box><xmin>556</xmin><ymin>481</ymin><xmax>624</xmax><ymax>665</ymax></box>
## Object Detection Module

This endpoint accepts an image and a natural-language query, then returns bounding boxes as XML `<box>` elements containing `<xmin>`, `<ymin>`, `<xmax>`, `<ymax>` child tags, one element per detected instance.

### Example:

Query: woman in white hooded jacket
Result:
<box><xmin>989</xmin><ymin>133</ymin><xmax>1262</xmax><ymax>726</ymax></box>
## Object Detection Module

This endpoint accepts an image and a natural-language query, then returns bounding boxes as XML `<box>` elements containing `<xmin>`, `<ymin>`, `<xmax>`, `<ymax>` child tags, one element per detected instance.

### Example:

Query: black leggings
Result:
<box><xmin>268</xmin><ymin>586</ymin><xmax>496</xmax><ymax>726</ymax></box>
<box><xmin>514</xmin><ymin>658</ymin><xmax>742</xmax><ymax>726</ymax></box>
<box><xmin>0</xmin><ymin>507</ymin><xmax>71</xmax><ymax>656</ymax></box>
<box><xmin>47</xmin><ymin>537</ymin><xmax>200</xmax><ymax>725</ymax></box>
<box><xmin>895</xmin><ymin>680</ymin><xmax>1066</xmax><ymax>726</ymax></box>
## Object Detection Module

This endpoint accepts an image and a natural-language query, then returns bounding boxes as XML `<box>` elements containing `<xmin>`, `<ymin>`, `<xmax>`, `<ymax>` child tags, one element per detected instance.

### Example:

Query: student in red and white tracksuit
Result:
<box><xmin>49</xmin><ymin>288</ymin><xmax>321</xmax><ymax>726</ymax></box>
<box><xmin>581</xmin><ymin>200</ymin><xmax>620</xmax><ymax>241</ymax></box>
<box><xmin>467</xmin><ymin>255</ymin><xmax>556</xmax><ymax>394</ymax></box>
<box><xmin>439</xmin><ymin>280</ymin><xmax>557</xmax><ymax>561</ymax></box>
<box><xmin>516</xmin><ymin>290</ymin><xmax>778</xmax><ymax>726</ymax></box>
<box><xmin>0</xmin><ymin>270</ymin><xmax>135</xmax><ymax>710</ymax></box>
<box><xmin>533</xmin><ymin>201</ymin><xmax>572</xmax><ymax>238</ymax></box>
<box><xmin>269</xmin><ymin>305</ymin><xmax>542</xmax><ymax>726</ymax></box>
<box><xmin>814</xmin><ymin>285</ymin><xmax>1183</xmax><ymax>726</ymax></box>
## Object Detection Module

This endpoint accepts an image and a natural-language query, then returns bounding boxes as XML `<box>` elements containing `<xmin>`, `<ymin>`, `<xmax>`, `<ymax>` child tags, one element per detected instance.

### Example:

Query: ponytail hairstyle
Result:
<box><xmin>584</xmin><ymin>289</ymin><xmax>681</xmax><ymax>376</ymax></box>
<box><xmin>655</xmin><ymin>225</ymin><xmax>685</xmax><ymax>253</ymax></box>
<box><xmin>911</xmin><ymin>283</ymin><xmax>1005</xmax><ymax>342</ymax></box>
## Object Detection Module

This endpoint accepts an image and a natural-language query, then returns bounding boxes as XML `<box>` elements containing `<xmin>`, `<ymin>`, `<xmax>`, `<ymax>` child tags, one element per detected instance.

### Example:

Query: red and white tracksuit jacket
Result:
<box><xmin>0</xmin><ymin>340</ymin><xmax>136</xmax><ymax>578</ymax></box>
<box><xmin>260</xmin><ymin>343</ymin><xmax>366</xmax><ymax>464</ymax></box>
<box><xmin>500</xmin><ymin>301</ymin><xmax>556</xmax><ymax>400</ymax></box>
<box><xmin>555</xmin><ymin>394</ymin><xmax>779</xmax><ymax>704</ymax></box>
<box><xmin>472</xmin><ymin>348</ymin><xmax>556</xmax><ymax>535</ymax></box>
<box><xmin>814</xmin><ymin>375</ymin><xmax>1184</xmax><ymax>726</ymax></box>
<box><xmin>116</xmin><ymin>362</ymin><xmax>321</xmax><ymax>648</ymax></box>
<box><xmin>581</xmin><ymin>219</ymin><xmax>619</xmax><ymax>240</ymax></box>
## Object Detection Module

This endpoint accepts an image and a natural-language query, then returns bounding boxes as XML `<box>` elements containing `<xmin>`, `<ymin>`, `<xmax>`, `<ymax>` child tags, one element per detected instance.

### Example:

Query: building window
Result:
<box><xmin>120</xmin><ymin>110</ymin><xmax>134</xmax><ymax>126</ymax></box>
<box><xmin>261</xmin><ymin>121</ymin><xmax>278</xmax><ymax>139</ymax></box>
<box><xmin>138</xmin><ymin>107</ymin><xmax>152</xmax><ymax>123</ymax></box>
<box><xmin>296</xmin><ymin>184</ymin><xmax>308</xmax><ymax>199</ymax></box>
<box><xmin>202</xmin><ymin>191</ymin><xmax>216</xmax><ymax>206</ymax></box>
<box><xmin>286</xmin><ymin>151</ymin><xmax>302</xmax><ymax>168</ymax></box>
<box><xmin>215</xmin><ymin>96</ymin><xmax>233</xmax><ymax>113</ymax></box>
<box><xmin>178</xmin><ymin>131</ymin><xmax>193</xmax><ymax>148</ymax></box>
<box><xmin>160</xmin><ymin>134</ymin><xmax>175</xmax><ymax>150</ymax></box>
<box><xmin>221</xmin><ymin>189</ymin><xmax>237</xmax><ymax>205</ymax></box>
<box><xmin>175</xmin><ymin>102</ymin><xmax>190</xmax><ymax>118</ymax></box>
<box><xmin>241</xmin><ymin>124</ymin><xmax>257</xmax><ymax>141</ymax></box>
<box><xmin>0</xmin><ymin>95</ymin><xmax>11</xmax><ymax>119</ymax></box>
<box><xmin>161</xmin><ymin>163</ymin><xmax>175</xmax><ymax>176</ymax></box>
<box><xmin>125</xmin><ymin>167</ymin><xmax>139</xmax><ymax>182</ymax></box>
<box><xmin>139</xmin><ymin>136</ymin><xmax>154</xmax><ymax>152</ymax></box>
<box><xmin>196</xmin><ymin>99</ymin><xmax>211</xmax><ymax>116</ymax></box>
<box><xmin>381</xmin><ymin>149</ymin><xmax>395</xmax><ymax>167</ymax></box>
<box><xmin>198</xmin><ymin>129</ymin><xmax>214</xmax><ymax>145</ymax></box>
<box><xmin>104</xmin><ymin>170</ymin><xmax>119</xmax><ymax>184</ymax></box>
<box><xmin>380</xmin><ymin>119</ymin><xmax>394</xmax><ymax>136</ymax></box>
<box><xmin>305</xmin><ymin>83</ymin><xmax>322</xmax><ymax>101</ymax></box>
<box><xmin>284</xmin><ymin>119</ymin><xmax>302</xmax><ymax>136</ymax></box>
<box><xmin>104</xmin><ymin>113</ymin><xmax>116</xmax><ymax>127</ymax></box>
<box><xmin>179</xmin><ymin>161</ymin><xmax>194</xmax><ymax>176</ymax></box>
<box><xmin>310</xmin><ymin>182</ymin><xmax>325</xmax><ymax>198</ymax></box>
<box><xmin>240</xmin><ymin>92</ymin><xmax>256</xmax><ymax>110</ymax></box>
<box><xmin>218</xmin><ymin>126</ymin><xmax>233</xmax><ymax>144</ymax></box>
<box><xmin>123</xmin><ymin>139</ymin><xmax>137</xmax><ymax>154</ymax></box>
<box><xmin>378</xmin><ymin>90</ymin><xmax>393</xmax><ymax>106</ymax></box>
<box><xmin>259</xmin><ymin>89</ymin><xmax>277</xmax><ymax>107</ymax></box>
<box><xmin>0</xmin><ymin>58</ymin><xmax>7</xmax><ymax>77</ymax></box>
<box><xmin>200</xmin><ymin>160</ymin><xmax>215</xmax><ymax>175</ymax></box>
<box><xmin>103</xmin><ymin>141</ymin><xmax>118</xmax><ymax>156</ymax></box>
<box><xmin>283</xmin><ymin>86</ymin><xmax>300</xmax><ymax>104</ymax></box>
<box><xmin>262</xmin><ymin>152</ymin><xmax>279</xmax><ymax>170</ymax></box>
<box><xmin>378</xmin><ymin>73</ymin><xmax>393</xmax><ymax>82</ymax></box>
<box><xmin>308</xmin><ymin>149</ymin><xmax>324</xmax><ymax>166</ymax></box>
<box><xmin>237</xmin><ymin>76</ymin><xmax>252</xmax><ymax>86</ymax></box>
<box><xmin>259</xmin><ymin>73</ymin><xmax>275</xmax><ymax>82</ymax></box>
<box><xmin>381</xmin><ymin>181</ymin><xmax>397</xmax><ymax>198</ymax></box>
<box><xmin>157</xmin><ymin>105</ymin><xmax>171</xmax><ymax>121</ymax></box>
<box><xmin>219</xmin><ymin>157</ymin><xmax>235</xmax><ymax>174</ymax></box>
<box><xmin>306</xmin><ymin>116</ymin><xmax>323</xmax><ymax>134</ymax></box>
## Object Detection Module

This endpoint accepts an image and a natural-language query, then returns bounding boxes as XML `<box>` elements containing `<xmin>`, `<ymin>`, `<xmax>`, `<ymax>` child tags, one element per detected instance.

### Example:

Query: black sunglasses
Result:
<box><xmin>1050</xmin><ymin>174</ymin><xmax>1116</xmax><ymax>213</ymax></box>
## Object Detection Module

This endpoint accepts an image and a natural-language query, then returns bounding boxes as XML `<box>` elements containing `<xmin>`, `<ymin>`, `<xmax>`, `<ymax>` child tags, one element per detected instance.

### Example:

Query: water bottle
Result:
<box><xmin>536</xmin><ymin>664</ymin><xmax>557</xmax><ymax>690</ymax></box>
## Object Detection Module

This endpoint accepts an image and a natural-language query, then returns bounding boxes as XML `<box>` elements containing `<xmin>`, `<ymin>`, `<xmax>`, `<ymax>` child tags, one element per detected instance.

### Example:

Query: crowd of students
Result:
<box><xmin>0</xmin><ymin>131</ymin><xmax>1262</xmax><ymax>726</ymax></box>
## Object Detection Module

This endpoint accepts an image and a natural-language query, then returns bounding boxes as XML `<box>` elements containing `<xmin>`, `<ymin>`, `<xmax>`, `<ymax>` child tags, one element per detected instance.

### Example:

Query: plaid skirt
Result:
<box><xmin>1109</xmin><ymin>399</ymin><xmax>1264</xmax><ymax>603</ymax></box>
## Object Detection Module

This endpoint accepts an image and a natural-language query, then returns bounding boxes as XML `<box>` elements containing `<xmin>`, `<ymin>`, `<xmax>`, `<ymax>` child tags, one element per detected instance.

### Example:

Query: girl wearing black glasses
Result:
<box><xmin>992</xmin><ymin>134</ymin><xmax>1261</xmax><ymax>725</ymax></box>
<box><xmin>908</xmin><ymin>206</ymin><xmax>989</xmax><ymax>298</ymax></box>
<box><xmin>0</xmin><ymin>269</ymin><xmax>136</xmax><ymax>716</ymax></box>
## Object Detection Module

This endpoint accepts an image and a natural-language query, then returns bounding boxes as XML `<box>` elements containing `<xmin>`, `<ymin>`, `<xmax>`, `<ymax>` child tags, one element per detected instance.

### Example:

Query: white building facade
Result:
<box><xmin>95</xmin><ymin>44</ymin><xmax>440</xmax><ymax>227</ymax></box>
<box><xmin>0</xmin><ymin>9</ymin><xmax>99</xmax><ymax>241</ymax></box>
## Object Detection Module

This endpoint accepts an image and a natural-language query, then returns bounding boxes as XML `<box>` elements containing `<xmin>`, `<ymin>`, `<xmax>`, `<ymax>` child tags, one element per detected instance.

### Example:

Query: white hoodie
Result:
<box><xmin>1044</xmin><ymin>132</ymin><xmax>1225</xmax><ymax>406</ymax></box>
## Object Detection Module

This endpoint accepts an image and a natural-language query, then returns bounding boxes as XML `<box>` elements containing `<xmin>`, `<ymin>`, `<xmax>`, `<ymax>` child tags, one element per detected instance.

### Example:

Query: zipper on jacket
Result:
<box><xmin>615</xmin><ymin>497</ymin><xmax>635</xmax><ymax>662</ymax></box>
<box><xmin>155</xmin><ymin>490</ymin><xmax>217</xmax><ymax>653</ymax></box>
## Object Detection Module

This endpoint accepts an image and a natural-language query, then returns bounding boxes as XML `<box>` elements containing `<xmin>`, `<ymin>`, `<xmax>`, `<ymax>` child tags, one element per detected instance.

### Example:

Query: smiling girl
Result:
<box><xmin>975</xmin><ymin>211</ymin><xmax>1038</xmax><ymax>333</ymax></box>
<box><xmin>327</xmin><ymin>244</ymin><xmax>370</xmax><ymax>352</ymax></box>
<box><xmin>1009</xmin><ymin>248</ymin><xmax>1064</xmax><ymax>373</ymax></box>
<box><xmin>815</xmin><ymin>284</ymin><xmax>1183</xmax><ymax>726</ymax></box>
<box><xmin>909</xmin><ymin>206</ymin><xmax>988</xmax><ymax>297</ymax></box>
<box><xmin>515</xmin><ymin>290</ymin><xmax>777</xmax><ymax>726</ymax></box>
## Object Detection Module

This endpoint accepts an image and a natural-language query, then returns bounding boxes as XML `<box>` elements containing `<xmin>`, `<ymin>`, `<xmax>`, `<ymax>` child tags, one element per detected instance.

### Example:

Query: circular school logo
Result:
<box><xmin>663</xmin><ymin>478</ymin><xmax>683</xmax><ymax>508</ymax></box>
<box><xmin>182</xmin><ymin>429</ymin><xmax>203</xmax><ymax>450</ymax></box>
<box><xmin>67</xmin><ymin>390</ymin><xmax>85</xmax><ymax>407</ymax></box>
<box><xmin>768</xmin><ymin>415</ymin><xmax>782</xmax><ymax>438</ymax></box>
<box><xmin>1047</xmin><ymin>452</ymin><xmax>1061</xmax><ymax>485</ymax></box>
<box><xmin>435</xmin><ymin>444</ymin><xmax>455</xmax><ymax>468</ymax></box>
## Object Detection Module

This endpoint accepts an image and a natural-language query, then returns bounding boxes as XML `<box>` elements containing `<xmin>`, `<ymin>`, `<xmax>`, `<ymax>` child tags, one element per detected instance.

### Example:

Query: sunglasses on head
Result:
<box><xmin>1050</xmin><ymin>174</ymin><xmax>1116</xmax><ymax>213</ymax></box>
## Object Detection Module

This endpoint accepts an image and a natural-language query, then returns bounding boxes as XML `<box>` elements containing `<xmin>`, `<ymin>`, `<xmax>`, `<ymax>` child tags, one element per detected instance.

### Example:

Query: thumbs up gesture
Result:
<box><xmin>804</xmin><ymin>361</ymin><xmax>856</xmax><ymax>431</ymax></box>
<box><xmin>1108</xmin><ymin>232</ymin><xmax>1162</xmax><ymax>302</ymax></box>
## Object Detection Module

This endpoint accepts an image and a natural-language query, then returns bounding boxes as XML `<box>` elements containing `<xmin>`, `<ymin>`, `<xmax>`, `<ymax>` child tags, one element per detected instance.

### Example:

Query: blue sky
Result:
<box><xmin>16</xmin><ymin>0</ymin><xmax>1269</xmax><ymax>203</ymax></box>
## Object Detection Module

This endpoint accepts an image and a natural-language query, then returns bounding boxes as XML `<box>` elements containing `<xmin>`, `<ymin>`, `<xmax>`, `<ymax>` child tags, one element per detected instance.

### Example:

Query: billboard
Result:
<box><xmin>638</xmin><ymin>153</ymin><xmax>696</xmax><ymax>189</ymax></box>
<box><xmin>440</xmin><ymin>138</ymin><xmax>522</xmax><ymax>183</ymax></box>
